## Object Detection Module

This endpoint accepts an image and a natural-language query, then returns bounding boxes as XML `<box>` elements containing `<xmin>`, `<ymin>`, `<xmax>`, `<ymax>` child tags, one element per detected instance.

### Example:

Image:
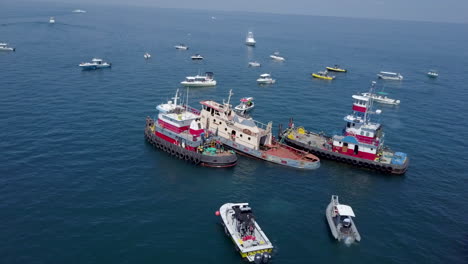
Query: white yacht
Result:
<box><xmin>181</xmin><ymin>72</ymin><xmax>216</xmax><ymax>87</ymax></box>
<box><xmin>377</xmin><ymin>71</ymin><xmax>403</xmax><ymax>80</ymax></box>
<box><xmin>248</xmin><ymin>61</ymin><xmax>261</xmax><ymax>67</ymax></box>
<box><xmin>270</xmin><ymin>52</ymin><xmax>285</xmax><ymax>61</ymax></box>
<box><xmin>175</xmin><ymin>44</ymin><xmax>189</xmax><ymax>50</ymax></box>
<box><xmin>427</xmin><ymin>70</ymin><xmax>438</xmax><ymax>78</ymax></box>
<box><xmin>191</xmin><ymin>54</ymin><xmax>204</xmax><ymax>60</ymax></box>
<box><xmin>144</xmin><ymin>52</ymin><xmax>151</xmax><ymax>59</ymax></box>
<box><xmin>49</xmin><ymin>17</ymin><xmax>55</xmax><ymax>24</ymax></box>
<box><xmin>0</xmin><ymin>43</ymin><xmax>15</xmax><ymax>52</ymax></box>
<box><xmin>245</xmin><ymin>31</ymin><xmax>256</xmax><ymax>46</ymax></box>
<box><xmin>72</xmin><ymin>9</ymin><xmax>87</xmax><ymax>13</ymax></box>
<box><xmin>79</xmin><ymin>58</ymin><xmax>111</xmax><ymax>70</ymax></box>
<box><xmin>218</xmin><ymin>203</ymin><xmax>273</xmax><ymax>262</ymax></box>
<box><xmin>257</xmin><ymin>73</ymin><xmax>275</xmax><ymax>84</ymax></box>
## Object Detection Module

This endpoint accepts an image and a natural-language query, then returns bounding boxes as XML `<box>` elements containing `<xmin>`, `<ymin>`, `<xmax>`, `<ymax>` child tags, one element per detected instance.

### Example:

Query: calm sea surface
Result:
<box><xmin>1</xmin><ymin>2</ymin><xmax>468</xmax><ymax>263</ymax></box>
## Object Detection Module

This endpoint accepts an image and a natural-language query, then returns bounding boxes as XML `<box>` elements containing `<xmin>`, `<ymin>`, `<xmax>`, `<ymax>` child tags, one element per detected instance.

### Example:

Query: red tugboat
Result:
<box><xmin>145</xmin><ymin>90</ymin><xmax>237</xmax><ymax>168</ymax></box>
<box><xmin>280</xmin><ymin>82</ymin><xmax>409</xmax><ymax>174</ymax></box>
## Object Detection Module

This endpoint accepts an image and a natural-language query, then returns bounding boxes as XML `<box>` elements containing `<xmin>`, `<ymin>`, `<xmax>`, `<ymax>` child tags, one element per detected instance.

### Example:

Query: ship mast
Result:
<box><xmin>173</xmin><ymin>89</ymin><xmax>180</xmax><ymax>106</ymax></box>
<box><xmin>363</xmin><ymin>81</ymin><xmax>376</xmax><ymax>123</ymax></box>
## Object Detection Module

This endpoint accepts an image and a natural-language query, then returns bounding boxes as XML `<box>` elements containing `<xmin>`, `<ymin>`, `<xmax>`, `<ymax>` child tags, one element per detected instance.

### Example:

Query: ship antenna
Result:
<box><xmin>364</xmin><ymin>81</ymin><xmax>376</xmax><ymax>123</ymax></box>
<box><xmin>186</xmin><ymin>87</ymin><xmax>190</xmax><ymax>110</ymax></box>
<box><xmin>226</xmin><ymin>89</ymin><xmax>233</xmax><ymax>107</ymax></box>
<box><xmin>173</xmin><ymin>89</ymin><xmax>180</xmax><ymax>106</ymax></box>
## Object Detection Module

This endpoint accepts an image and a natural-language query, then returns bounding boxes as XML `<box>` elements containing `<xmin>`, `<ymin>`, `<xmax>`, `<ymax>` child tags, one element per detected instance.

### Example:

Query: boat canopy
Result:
<box><xmin>336</xmin><ymin>204</ymin><xmax>355</xmax><ymax>217</ymax></box>
<box><xmin>380</xmin><ymin>71</ymin><xmax>398</xmax><ymax>75</ymax></box>
<box><xmin>352</xmin><ymin>95</ymin><xmax>369</xmax><ymax>101</ymax></box>
<box><xmin>92</xmin><ymin>58</ymin><xmax>102</xmax><ymax>62</ymax></box>
<box><xmin>342</xmin><ymin>136</ymin><xmax>359</xmax><ymax>144</ymax></box>
<box><xmin>240</xmin><ymin>97</ymin><xmax>253</xmax><ymax>102</ymax></box>
<box><xmin>233</xmin><ymin>115</ymin><xmax>257</xmax><ymax>128</ymax></box>
<box><xmin>260</xmin><ymin>74</ymin><xmax>270</xmax><ymax>77</ymax></box>
<box><xmin>377</xmin><ymin>92</ymin><xmax>389</xmax><ymax>95</ymax></box>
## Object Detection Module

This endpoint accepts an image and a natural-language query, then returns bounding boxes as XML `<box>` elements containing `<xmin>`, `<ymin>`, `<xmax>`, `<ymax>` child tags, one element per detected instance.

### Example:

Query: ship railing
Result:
<box><xmin>182</xmin><ymin>104</ymin><xmax>201</xmax><ymax>115</ymax></box>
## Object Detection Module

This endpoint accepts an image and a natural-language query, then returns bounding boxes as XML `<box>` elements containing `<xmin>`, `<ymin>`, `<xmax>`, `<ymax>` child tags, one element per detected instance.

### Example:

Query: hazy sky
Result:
<box><xmin>54</xmin><ymin>0</ymin><xmax>468</xmax><ymax>23</ymax></box>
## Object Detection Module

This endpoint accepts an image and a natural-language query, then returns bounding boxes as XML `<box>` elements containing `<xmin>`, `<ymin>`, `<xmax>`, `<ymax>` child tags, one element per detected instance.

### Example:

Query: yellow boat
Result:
<box><xmin>326</xmin><ymin>65</ymin><xmax>347</xmax><ymax>72</ymax></box>
<box><xmin>312</xmin><ymin>71</ymin><xmax>335</xmax><ymax>80</ymax></box>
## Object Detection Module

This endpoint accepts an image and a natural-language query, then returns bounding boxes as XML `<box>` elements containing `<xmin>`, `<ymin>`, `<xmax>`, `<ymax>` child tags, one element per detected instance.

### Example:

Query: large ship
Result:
<box><xmin>280</xmin><ymin>83</ymin><xmax>409</xmax><ymax>174</ymax></box>
<box><xmin>145</xmin><ymin>90</ymin><xmax>237</xmax><ymax>168</ymax></box>
<box><xmin>198</xmin><ymin>90</ymin><xmax>320</xmax><ymax>170</ymax></box>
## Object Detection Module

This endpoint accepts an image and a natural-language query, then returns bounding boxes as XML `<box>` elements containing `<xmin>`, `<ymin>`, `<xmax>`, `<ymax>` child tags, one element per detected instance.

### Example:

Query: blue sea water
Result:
<box><xmin>1</xmin><ymin>1</ymin><xmax>468</xmax><ymax>263</ymax></box>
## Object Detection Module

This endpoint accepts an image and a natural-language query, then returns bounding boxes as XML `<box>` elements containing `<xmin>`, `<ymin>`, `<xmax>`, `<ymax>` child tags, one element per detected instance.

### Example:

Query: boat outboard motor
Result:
<box><xmin>262</xmin><ymin>252</ymin><xmax>271</xmax><ymax>263</ymax></box>
<box><xmin>254</xmin><ymin>253</ymin><xmax>262</xmax><ymax>264</ymax></box>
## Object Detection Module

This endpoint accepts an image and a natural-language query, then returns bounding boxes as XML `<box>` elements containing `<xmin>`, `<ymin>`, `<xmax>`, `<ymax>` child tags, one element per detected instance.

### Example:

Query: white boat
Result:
<box><xmin>181</xmin><ymin>72</ymin><xmax>216</xmax><ymax>87</ymax></box>
<box><xmin>326</xmin><ymin>195</ymin><xmax>361</xmax><ymax>243</ymax></box>
<box><xmin>248</xmin><ymin>61</ymin><xmax>261</xmax><ymax>67</ymax></box>
<box><xmin>191</xmin><ymin>54</ymin><xmax>203</xmax><ymax>60</ymax></box>
<box><xmin>361</xmin><ymin>82</ymin><xmax>400</xmax><ymax>105</ymax></box>
<box><xmin>49</xmin><ymin>17</ymin><xmax>55</xmax><ymax>24</ymax></box>
<box><xmin>144</xmin><ymin>52</ymin><xmax>151</xmax><ymax>59</ymax></box>
<box><xmin>72</xmin><ymin>9</ymin><xmax>87</xmax><ymax>13</ymax></box>
<box><xmin>218</xmin><ymin>203</ymin><xmax>273</xmax><ymax>262</ymax></box>
<box><xmin>257</xmin><ymin>73</ymin><xmax>275</xmax><ymax>84</ymax></box>
<box><xmin>270</xmin><ymin>52</ymin><xmax>285</xmax><ymax>61</ymax></box>
<box><xmin>245</xmin><ymin>31</ymin><xmax>256</xmax><ymax>46</ymax></box>
<box><xmin>377</xmin><ymin>71</ymin><xmax>403</xmax><ymax>80</ymax></box>
<box><xmin>79</xmin><ymin>58</ymin><xmax>111</xmax><ymax>70</ymax></box>
<box><xmin>0</xmin><ymin>43</ymin><xmax>15</xmax><ymax>52</ymax></box>
<box><xmin>234</xmin><ymin>97</ymin><xmax>254</xmax><ymax>113</ymax></box>
<box><xmin>427</xmin><ymin>70</ymin><xmax>438</xmax><ymax>78</ymax></box>
<box><xmin>175</xmin><ymin>44</ymin><xmax>189</xmax><ymax>50</ymax></box>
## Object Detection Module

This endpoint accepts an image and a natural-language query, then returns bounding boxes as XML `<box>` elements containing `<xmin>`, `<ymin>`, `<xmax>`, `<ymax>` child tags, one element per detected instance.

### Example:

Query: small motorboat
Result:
<box><xmin>326</xmin><ymin>195</ymin><xmax>361</xmax><ymax>243</ymax></box>
<box><xmin>248</xmin><ymin>61</ymin><xmax>261</xmax><ymax>67</ymax></box>
<box><xmin>191</xmin><ymin>54</ymin><xmax>204</xmax><ymax>60</ymax></box>
<box><xmin>270</xmin><ymin>52</ymin><xmax>285</xmax><ymax>61</ymax></box>
<box><xmin>49</xmin><ymin>17</ymin><xmax>55</xmax><ymax>24</ymax></box>
<box><xmin>234</xmin><ymin>97</ymin><xmax>254</xmax><ymax>113</ymax></box>
<box><xmin>218</xmin><ymin>203</ymin><xmax>273</xmax><ymax>263</ymax></box>
<box><xmin>144</xmin><ymin>52</ymin><xmax>151</xmax><ymax>59</ymax></box>
<box><xmin>175</xmin><ymin>44</ymin><xmax>189</xmax><ymax>50</ymax></box>
<box><xmin>427</xmin><ymin>70</ymin><xmax>438</xmax><ymax>78</ymax></box>
<box><xmin>377</xmin><ymin>71</ymin><xmax>403</xmax><ymax>80</ymax></box>
<box><xmin>245</xmin><ymin>31</ymin><xmax>256</xmax><ymax>46</ymax></box>
<box><xmin>326</xmin><ymin>65</ymin><xmax>347</xmax><ymax>72</ymax></box>
<box><xmin>181</xmin><ymin>72</ymin><xmax>216</xmax><ymax>87</ymax></box>
<box><xmin>0</xmin><ymin>43</ymin><xmax>15</xmax><ymax>52</ymax></box>
<box><xmin>79</xmin><ymin>58</ymin><xmax>111</xmax><ymax>70</ymax></box>
<box><xmin>72</xmin><ymin>9</ymin><xmax>87</xmax><ymax>13</ymax></box>
<box><xmin>312</xmin><ymin>70</ymin><xmax>335</xmax><ymax>80</ymax></box>
<box><xmin>257</xmin><ymin>73</ymin><xmax>276</xmax><ymax>84</ymax></box>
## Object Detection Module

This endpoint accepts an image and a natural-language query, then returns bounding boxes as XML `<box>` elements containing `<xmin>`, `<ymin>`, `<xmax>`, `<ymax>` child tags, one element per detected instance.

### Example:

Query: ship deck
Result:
<box><xmin>263</xmin><ymin>143</ymin><xmax>319</xmax><ymax>162</ymax></box>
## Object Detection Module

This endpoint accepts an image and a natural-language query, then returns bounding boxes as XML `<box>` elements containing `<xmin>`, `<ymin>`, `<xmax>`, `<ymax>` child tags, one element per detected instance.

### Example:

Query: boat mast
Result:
<box><xmin>364</xmin><ymin>82</ymin><xmax>376</xmax><ymax>123</ymax></box>
<box><xmin>226</xmin><ymin>89</ymin><xmax>233</xmax><ymax>108</ymax></box>
<box><xmin>173</xmin><ymin>89</ymin><xmax>180</xmax><ymax>106</ymax></box>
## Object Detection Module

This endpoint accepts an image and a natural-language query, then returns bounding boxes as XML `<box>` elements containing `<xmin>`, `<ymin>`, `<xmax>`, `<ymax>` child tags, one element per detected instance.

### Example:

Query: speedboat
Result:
<box><xmin>49</xmin><ymin>17</ymin><xmax>55</xmax><ymax>24</ymax></box>
<box><xmin>360</xmin><ymin>82</ymin><xmax>400</xmax><ymax>105</ymax></box>
<box><xmin>257</xmin><ymin>73</ymin><xmax>275</xmax><ymax>84</ymax></box>
<box><xmin>144</xmin><ymin>52</ymin><xmax>151</xmax><ymax>59</ymax></box>
<box><xmin>72</xmin><ymin>9</ymin><xmax>87</xmax><ymax>13</ymax></box>
<box><xmin>326</xmin><ymin>195</ymin><xmax>361</xmax><ymax>243</ymax></box>
<box><xmin>427</xmin><ymin>70</ymin><xmax>438</xmax><ymax>78</ymax></box>
<box><xmin>181</xmin><ymin>72</ymin><xmax>216</xmax><ymax>87</ymax></box>
<box><xmin>234</xmin><ymin>97</ymin><xmax>254</xmax><ymax>113</ymax></box>
<box><xmin>175</xmin><ymin>44</ymin><xmax>189</xmax><ymax>50</ymax></box>
<box><xmin>0</xmin><ymin>43</ymin><xmax>15</xmax><ymax>52</ymax></box>
<box><xmin>245</xmin><ymin>31</ymin><xmax>256</xmax><ymax>46</ymax></box>
<box><xmin>191</xmin><ymin>54</ymin><xmax>204</xmax><ymax>60</ymax></box>
<box><xmin>312</xmin><ymin>70</ymin><xmax>335</xmax><ymax>80</ymax></box>
<box><xmin>218</xmin><ymin>203</ymin><xmax>273</xmax><ymax>263</ymax></box>
<box><xmin>79</xmin><ymin>58</ymin><xmax>111</xmax><ymax>70</ymax></box>
<box><xmin>326</xmin><ymin>65</ymin><xmax>347</xmax><ymax>72</ymax></box>
<box><xmin>248</xmin><ymin>61</ymin><xmax>261</xmax><ymax>67</ymax></box>
<box><xmin>270</xmin><ymin>52</ymin><xmax>285</xmax><ymax>61</ymax></box>
<box><xmin>377</xmin><ymin>71</ymin><xmax>403</xmax><ymax>80</ymax></box>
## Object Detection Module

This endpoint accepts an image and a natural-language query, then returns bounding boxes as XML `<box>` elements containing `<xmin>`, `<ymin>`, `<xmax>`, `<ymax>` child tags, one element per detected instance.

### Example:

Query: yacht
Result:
<box><xmin>257</xmin><ymin>73</ymin><xmax>275</xmax><ymax>84</ymax></box>
<box><xmin>175</xmin><ymin>44</ymin><xmax>189</xmax><ymax>50</ymax></box>
<box><xmin>245</xmin><ymin>31</ymin><xmax>256</xmax><ymax>46</ymax></box>
<box><xmin>0</xmin><ymin>43</ymin><xmax>15</xmax><ymax>52</ymax></box>
<box><xmin>248</xmin><ymin>61</ymin><xmax>261</xmax><ymax>67</ymax></box>
<box><xmin>181</xmin><ymin>72</ymin><xmax>216</xmax><ymax>87</ymax></box>
<box><xmin>377</xmin><ymin>71</ymin><xmax>403</xmax><ymax>80</ymax></box>
<box><xmin>191</xmin><ymin>54</ymin><xmax>204</xmax><ymax>60</ymax></box>
<box><xmin>49</xmin><ymin>17</ymin><xmax>55</xmax><ymax>24</ymax></box>
<box><xmin>270</xmin><ymin>52</ymin><xmax>285</xmax><ymax>61</ymax></box>
<box><xmin>79</xmin><ymin>58</ymin><xmax>111</xmax><ymax>70</ymax></box>
<box><xmin>427</xmin><ymin>70</ymin><xmax>438</xmax><ymax>78</ymax></box>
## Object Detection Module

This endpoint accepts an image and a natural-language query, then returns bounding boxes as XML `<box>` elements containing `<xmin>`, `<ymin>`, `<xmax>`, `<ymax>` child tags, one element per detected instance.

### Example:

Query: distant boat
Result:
<box><xmin>245</xmin><ymin>31</ymin><xmax>256</xmax><ymax>46</ymax></box>
<box><xmin>79</xmin><ymin>58</ymin><xmax>111</xmax><ymax>70</ymax></box>
<box><xmin>0</xmin><ymin>43</ymin><xmax>15</xmax><ymax>52</ymax></box>
<box><xmin>257</xmin><ymin>73</ymin><xmax>276</xmax><ymax>84</ymax></box>
<box><xmin>144</xmin><ymin>52</ymin><xmax>151</xmax><ymax>59</ymax></box>
<box><xmin>270</xmin><ymin>52</ymin><xmax>285</xmax><ymax>61</ymax></box>
<box><xmin>49</xmin><ymin>17</ymin><xmax>55</xmax><ymax>24</ymax></box>
<box><xmin>427</xmin><ymin>70</ymin><xmax>438</xmax><ymax>78</ymax></box>
<box><xmin>72</xmin><ymin>9</ymin><xmax>87</xmax><ymax>13</ymax></box>
<box><xmin>326</xmin><ymin>65</ymin><xmax>347</xmax><ymax>72</ymax></box>
<box><xmin>191</xmin><ymin>54</ymin><xmax>204</xmax><ymax>60</ymax></box>
<box><xmin>312</xmin><ymin>70</ymin><xmax>335</xmax><ymax>80</ymax></box>
<box><xmin>248</xmin><ymin>61</ymin><xmax>261</xmax><ymax>67</ymax></box>
<box><xmin>377</xmin><ymin>71</ymin><xmax>403</xmax><ymax>80</ymax></box>
<box><xmin>175</xmin><ymin>44</ymin><xmax>189</xmax><ymax>50</ymax></box>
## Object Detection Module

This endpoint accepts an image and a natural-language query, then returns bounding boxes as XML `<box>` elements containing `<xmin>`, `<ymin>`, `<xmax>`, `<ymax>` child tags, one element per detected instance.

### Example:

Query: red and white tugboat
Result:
<box><xmin>280</xmin><ymin>82</ymin><xmax>409</xmax><ymax>174</ymax></box>
<box><xmin>198</xmin><ymin>90</ymin><xmax>320</xmax><ymax>170</ymax></box>
<box><xmin>145</xmin><ymin>90</ymin><xmax>237</xmax><ymax>167</ymax></box>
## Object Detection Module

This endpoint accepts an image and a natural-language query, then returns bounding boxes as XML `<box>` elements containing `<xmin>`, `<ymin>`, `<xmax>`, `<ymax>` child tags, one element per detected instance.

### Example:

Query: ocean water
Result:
<box><xmin>1</xmin><ymin>2</ymin><xmax>468</xmax><ymax>263</ymax></box>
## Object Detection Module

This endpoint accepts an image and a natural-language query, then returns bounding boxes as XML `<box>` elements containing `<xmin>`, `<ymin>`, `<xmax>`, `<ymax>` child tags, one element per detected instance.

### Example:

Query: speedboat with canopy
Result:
<box><xmin>377</xmin><ymin>71</ymin><xmax>403</xmax><ymax>80</ymax></box>
<box><xmin>248</xmin><ymin>61</ymin><xmax>261</xmax><ymax>67</ymax></box>
<box><xmin>312</xmin><ymin>70</ymin><xmax>335</xmax><ymax>80</ymax></box>
<box><xmin>360</xmin><ymin>81</ymin><xmax>400</xmax><ymax>105</ymax></box>
<box><xmin>79</xmin><ymin>58</ymin><xmax>111</xmax><ymax>70</ymax></box>
<box><xmin>175</xmin><ymin>44</ymin><xmax>189</xmax><ymax>50</ymax></box>
<box><xmin>0</xmin><ymin>43</ymin><xmax>15</xmax><ymax>51</ymax></box>
<box><xmin>326</xmin><ymin>195</ymin><xmax>361</xmax><ymax>243</ymax></box>
<box><xmin>270</xmin><ymin>52</ymin><xmax>285</xmax><ymax>61</ymax></box>
<box><xmin>257</xmin><ymin>73</ymin><xmax>275</xmax><ymax>84</ymax></box>
<box><xmin>326</xmin><ymin>65</ymin><xmax>347</xmax><ymax>72</ymax></box>
<box><xmin>245</xmin><ymin>31</ymin><xmax>256</xmax><ymax>46</ymax></box>
<box><xmin>234</xmin><ymin>97</ymin><xmax>254</xmax><ymax>113</ymax></box>
<box><xmin>427</xmin><ymin>70</ymin><xmax>438</xmax><ymax>78</ymax></box>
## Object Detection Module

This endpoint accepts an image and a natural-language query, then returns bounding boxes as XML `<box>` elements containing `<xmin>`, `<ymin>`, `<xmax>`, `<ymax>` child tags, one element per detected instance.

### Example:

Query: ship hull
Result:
<box><xmin>144</xmin><ymin>126</ymin><xmax>237</xmax><ymax>168</ymax></box>
<box><xmin>280</xmin><ymin>134</ymin><xmax>408</xmax><ymax>175</ymax></box>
